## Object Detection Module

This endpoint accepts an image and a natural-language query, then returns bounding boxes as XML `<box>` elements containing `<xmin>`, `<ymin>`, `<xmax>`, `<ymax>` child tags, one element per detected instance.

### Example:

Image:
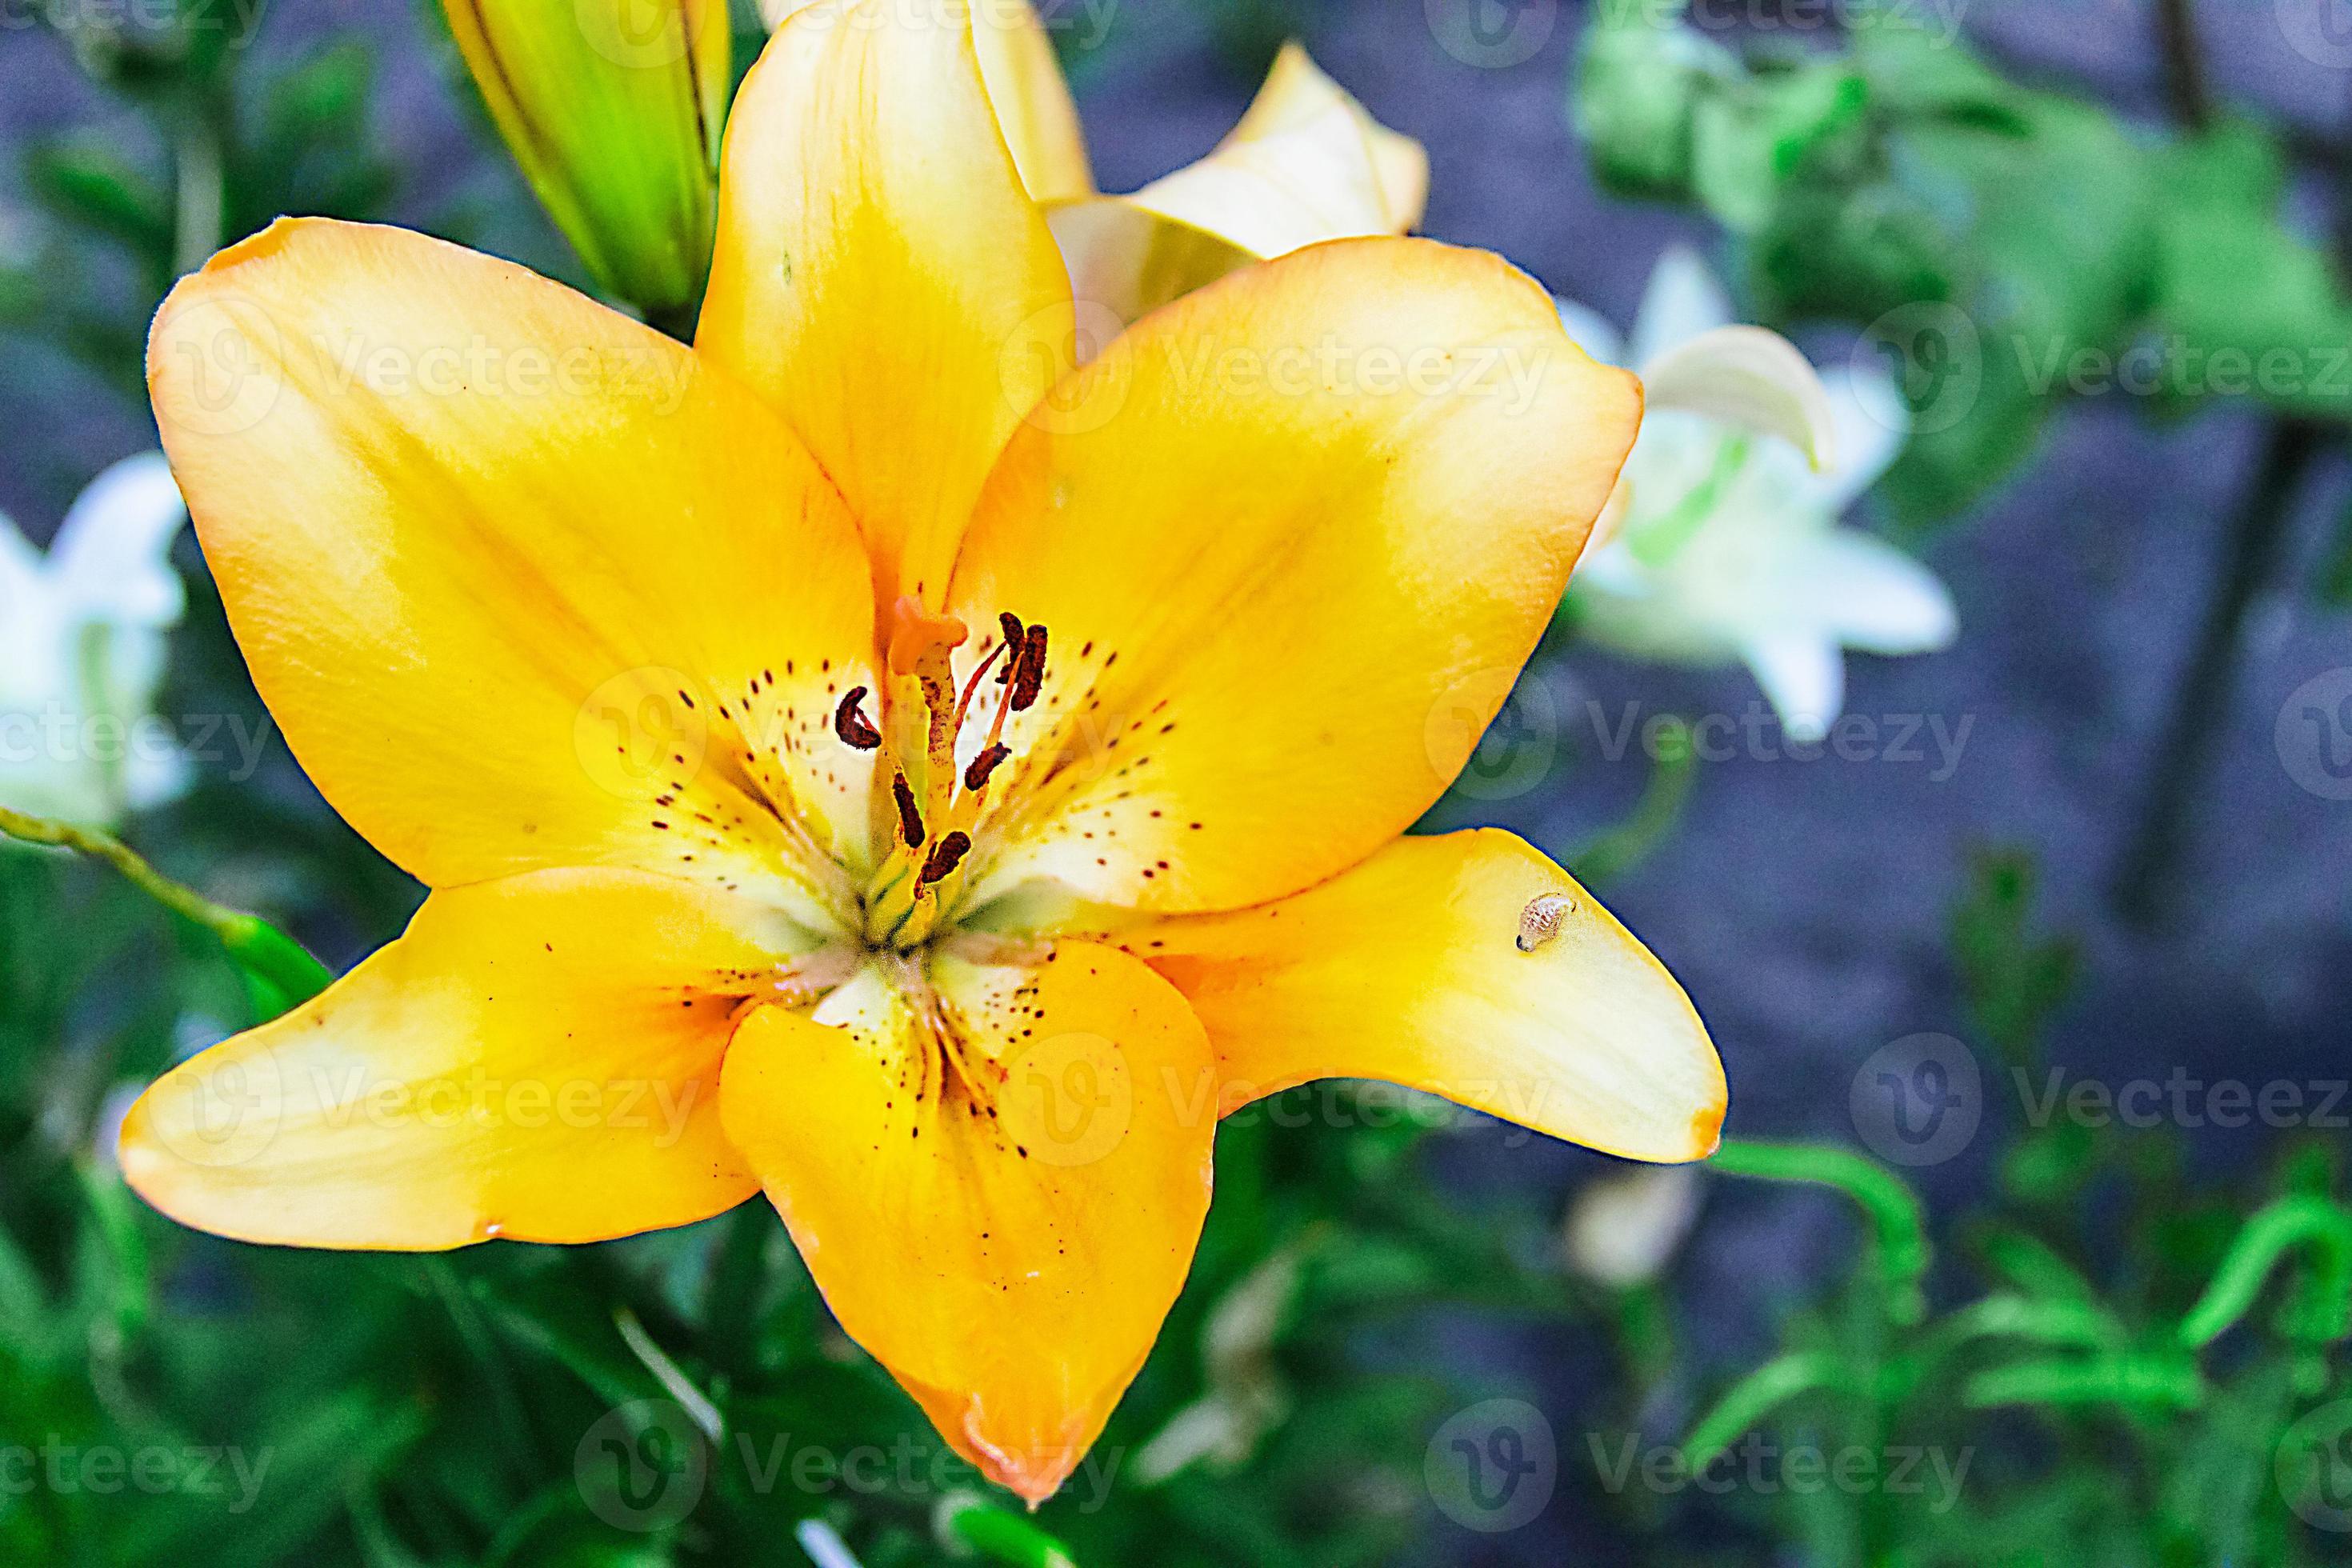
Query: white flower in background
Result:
<box><xmin>0</xmin><ymin>453</ymin><xmax>190</xmax><ymax>826</ymax></box>
<box><xmin>1558</xmin><ymin>248</ymin><xmax>1957</xmax><ymax>744</ymax></box>
<box><xmin>1564</xmin><ymin>1163</ymin><xmax>1703</xmax><ymax>1288</ymax></box>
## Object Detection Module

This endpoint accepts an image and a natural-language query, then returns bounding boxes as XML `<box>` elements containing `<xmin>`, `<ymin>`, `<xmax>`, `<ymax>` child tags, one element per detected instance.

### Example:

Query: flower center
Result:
<box><xmin>831</xmin><ymin>596</ymin><xmax>1049</xmax><ymax>953</ymax></box>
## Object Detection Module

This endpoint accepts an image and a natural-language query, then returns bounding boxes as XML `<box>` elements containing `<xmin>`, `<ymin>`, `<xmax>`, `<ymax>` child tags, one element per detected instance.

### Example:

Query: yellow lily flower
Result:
<box><xmin>126</xmin><ymin>0</ymin><xmax>1722</xmax><ymax>1505</ymax></box>
<box><xmin>763</xmin><ymin>0</ymin><xmax>1427</xmax><ymax>326</ymax></box>
<box><xmin>441</xmin><ymin>0</ymin><xmax>729</xmax><ymax>322</ymax></box>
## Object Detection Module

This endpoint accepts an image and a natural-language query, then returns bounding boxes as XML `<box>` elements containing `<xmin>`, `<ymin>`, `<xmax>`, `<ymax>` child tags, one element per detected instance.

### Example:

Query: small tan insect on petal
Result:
<box><xmin>1517</xmin><ymin>892</ymin><xmax>1577</xmax><ymax>953</ymax></box>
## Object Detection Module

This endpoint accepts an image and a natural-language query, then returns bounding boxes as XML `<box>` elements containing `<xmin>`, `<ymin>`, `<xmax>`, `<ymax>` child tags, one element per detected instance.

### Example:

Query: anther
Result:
<box><xmin>892</xmin><ymin>773</ymin><xmax>926</xmax><ymax>847</ymax></box>
<box><xmin>964</xmin><ymin>742</ymin><xmax>1011</xmax><ymax>791</ymax></box>
<box><xmin>834</xmin><ymin>686</ymin><xmax>881</xmax><ymax>750</ymax></box>
<box><xmin>1010</xmin><ymin>623</ymin><xmax>1048</xmax><ymax>712</ymax></box>
<box><xmin>918</xmin><ymin>830</ymin><xmax>972</xmax><ymax>885</ymax></box>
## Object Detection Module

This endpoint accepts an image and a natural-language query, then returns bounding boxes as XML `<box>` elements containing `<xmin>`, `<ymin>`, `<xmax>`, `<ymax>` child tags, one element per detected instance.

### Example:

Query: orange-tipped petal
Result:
<box><xmin>146</xmin><ymin>218</ymin><xmax>880</xmax><ymax>902</ymax></box>
<box><xmin>1125</xmin><ymin>830</ymin><xmax>1726</xmax><ymax>1163</ymax></box>
<box><xmin>948</xmin><ymin>238</ymin><xmax>1640</xmax><ymax>918</ymax></box>
<box><xmin>719</xmin><ymin>942</ymin><xmax>1215</xmax><ymax>1500</ymax></box>
<box><xmin>119</xmin><ymin>868</ymin><xmax>814</xmax><ymax>1249</ymax></box>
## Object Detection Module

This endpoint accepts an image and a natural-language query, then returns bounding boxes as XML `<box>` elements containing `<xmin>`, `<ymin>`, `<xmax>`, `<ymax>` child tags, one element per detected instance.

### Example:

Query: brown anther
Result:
<box><xmin>918</xmin><ymin>830</ymin><xmax>972</xmax><ymax>885</ymax></box>
<box><xmin>833</xmin><ymin>686</ymin><xmax>882</xmax><ymax>750</ymax></box>
<box><xmin>995</xmin><ymin>612</ymin><xmax>1026</xmax><ymax>685</ymax></box>
<box><xmin>964</xmin><ymin>742</ymin><xmax>1011</xmax><ymax>791</ymax></box>
<box><xmin>892</xmin><ymin>773</ymin><xmax>926</xmax><ymax>848</ymax></box>
<box><xmin>886</xmin><ymin>594</ymin><xmax>969</xmax><ymax>676</ymax></box>
<box><xmin>1010</xmin><ymin>623</ymin><xmax>1048</xmax><ymax>712</ymax></box>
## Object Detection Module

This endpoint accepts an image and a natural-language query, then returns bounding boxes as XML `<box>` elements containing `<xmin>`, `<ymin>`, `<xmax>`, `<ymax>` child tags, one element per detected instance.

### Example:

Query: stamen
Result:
<box><xmin>918</xmin><ymin>831</ymin><xmax>972</xmax><ymax>886</ymax></box>
<box><xmin>953</xmin><ymin>639</ymin><xmax>1010</xmax><ymax>731</ymax></box>
<box><xmin>833</xmin><ymin>686</ymin><xmax>882</xmax><ymax>750</ymax></box>
<box><xmin>892</xmin><ymin>773</ymin><xmax>926</xmax><ymax>848</ymax></box>
<box><xmin>963</xmin><ymin>742</ymin><xmax>1011</xmax><ymax>792</ymax></box>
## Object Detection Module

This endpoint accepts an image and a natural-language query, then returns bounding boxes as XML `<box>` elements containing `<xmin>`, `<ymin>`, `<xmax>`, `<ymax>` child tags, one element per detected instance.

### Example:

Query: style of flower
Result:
<box><xmin>1558</xmin><ymin>247</ymin><xmax>1958</xmax><ymax>743</ymax></box>
<box><xmin>0</xmin><ymin>453</ymin><xmax>190</xmax><ymax>827</ymax></box>
<box><xmin>124</xmin><ymin>0</ymin><xmax>1723</xmax><ymax>1504</ymax></box>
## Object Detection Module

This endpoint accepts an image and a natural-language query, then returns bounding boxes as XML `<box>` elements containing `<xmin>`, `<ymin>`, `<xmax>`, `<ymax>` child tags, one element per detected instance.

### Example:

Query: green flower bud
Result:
<box><xmin>442</xmin><ymin>0</ymin><xmax>728</xmax><ymax>323</ymax></box>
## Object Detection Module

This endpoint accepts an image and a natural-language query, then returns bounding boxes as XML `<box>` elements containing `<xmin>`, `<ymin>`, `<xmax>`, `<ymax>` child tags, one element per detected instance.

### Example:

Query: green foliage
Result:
<box><xmin>1575</xmin><ymin>0</ymin><xmax>2352</xmax><ymax>532</ymax></box>
<box><xmin>1650</xmin><ymin>854</ymin><xmax>2352</xmax><ymax>1564</ymax></box>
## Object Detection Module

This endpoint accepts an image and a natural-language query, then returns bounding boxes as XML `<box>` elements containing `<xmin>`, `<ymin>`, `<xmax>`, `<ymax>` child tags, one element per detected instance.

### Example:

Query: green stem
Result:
<box><xmin>1682</xmin><ymin>1350</ymin><xmax>1857</xmax><ymax>1471</ymax></box>
<box><xmin>1710</xmin><ymin>1139</ymin><xmax>1930</xmax><ymax>1322</ymax></box>
<box><xmin>934</xmin><ymin>1493</ymin><xmax>1079</xmax><ymax>1568</ymax></box>
<box><xmin>1573</xmin><ymin>717</ymin><xmax>1697</xmax><ymax>887</ymax></box>
<box><xmin>1963</xmin><ymin>1353</ymin><xmax>2203</xmax><ymax>1410</ymax></box>
<box><xmin>0</xmin><ymin>805</ymin><xmax>331</xmax><ymax>1013</ymax></box>
<box><xmin>2178</xmin><ymin>1194</ymin><xmax>2352</xmax><ymax>1348</ymax></box>
<box><xmin>1916</xmin><ymin>1294</ymin><xmax>2122</xmax><ymax>1362</ymax></box>
<box><xmin>2112</xmin><ymin>419</ymin><xmax>2322</xmax><ymax>926</ymax></box>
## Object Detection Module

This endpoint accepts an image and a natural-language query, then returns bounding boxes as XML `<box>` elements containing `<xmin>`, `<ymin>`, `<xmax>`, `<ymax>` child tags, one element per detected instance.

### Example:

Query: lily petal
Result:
<box><xmin>1626</xmin><ymin>243</ymin><xmax>1734</xmax><ymax>370</ymax></box>
<box><xmin>1809</xmin><ymin>362</ymin><xmax>1909</xmax><ymax>515</ymax></box>
<box><xmin>720</xmin><ymin>941</ymin><xmax>1214</xmax><ymax>1502</ymax></box>
<box><xmin>147</xmin><ymin>218</ymin><xmax>880</xmax><ymax>905</ymax></box>
<box><xmin>118</xmin><ymin>868</ymin><xmax>801</xmax><ymax>1250</ymax></box>
<box><xmin>949</xmin><ymin>237</ymin><xmax>1640</xmax><ymax>917</ymax></box>
<box><xmin>1792</xmin><ymin>530</ymin><xmax>1958</xmax><ymax>655</ymax></box>
<box><xmin>1050</xmin><ymin>44</ymin><xmax>1426</xmax><ymax>326</ymax></box>
<box><xmin>1742</xmin><ymin>628</ymin><xmax>1845</xmax><ymax>745</ymax></box>
<box><xmin>761</xmin><ymin>0</ymin><xmax>1093</xmax><ymax>205</ymax></box>
<box><xmin>48</xmin><ymin>451</ymin><xmax>186</xmax><ymax>625</ymax></box>
<box><xmin>701</xmin><ymin>0</ymin><xmax>1073</xmax><ymax>612</ymax></box>
<box><xmin>971</xmin><ymin>0</ymin><xmax>1094</xmax><ymax>205</ymax></box>
<box><xmin>1641</xmin><ymin>324</ymin><xmax>1838</xmax><ymax>471</ymax></box>
<box><xmin>1122</xmin><ymin>830</ymin><xmax>1725</xmax><ymax>1162</ymax></box>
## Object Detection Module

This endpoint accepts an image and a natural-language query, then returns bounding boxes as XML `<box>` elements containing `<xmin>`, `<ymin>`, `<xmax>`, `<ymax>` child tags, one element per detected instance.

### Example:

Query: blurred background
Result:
<box><xmin>5</xmin><ymin>0</ymin><xmax>2352</xmax><ymax>1562</ymax></box>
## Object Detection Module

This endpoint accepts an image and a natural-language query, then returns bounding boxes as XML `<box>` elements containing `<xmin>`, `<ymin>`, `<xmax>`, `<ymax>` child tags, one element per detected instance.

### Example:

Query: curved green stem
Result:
<box><xmin>1918</xmin><ymin>1294</ymin><xmax>2122</xmax><ymax>1362</ymax></box>
<box><xmin>2178</xmin><ymin>1194</ymin><xmax>2352</xmax><ymax>1349</ymax></box>
<box><xmin>1709</xmin><ymin>1139</ymin><xmax>1930</xmax><ymax>1322</ymax></box>
<box><xmin>1964</xmin><ymin>1353</ymin><xmax>2204</xmax><ymax>1411</ymax></box>
<box><xmin>0</xmin><ymin>805</ymin><xmax>330</xmax><ymax>1015</ymax></box>
<box><xmin>1682</xmin><ymin>1350</ymin><xmax>1858</xmax><ymax>1471</ymax></box>
<box><xmin>934</xmin><ymin>1493</ymin><xmax>1079</xmax><ymax>1568</ymax></box>
<box><xmin>1573</xmin><ymin>717</ymin><xmax>1697</xmax><ymax>887</ymax></box>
